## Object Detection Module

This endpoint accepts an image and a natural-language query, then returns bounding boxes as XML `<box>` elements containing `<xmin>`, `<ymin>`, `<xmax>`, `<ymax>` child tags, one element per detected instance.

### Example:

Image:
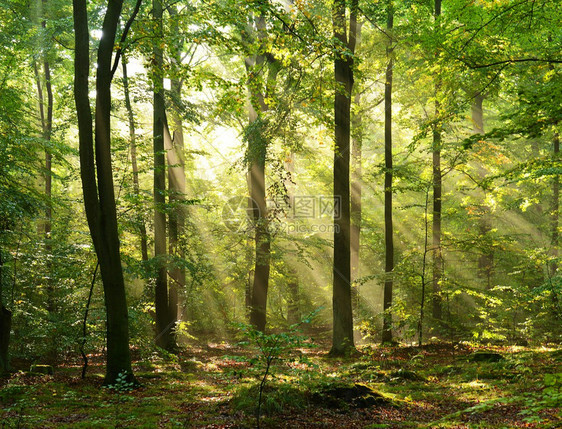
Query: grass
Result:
<box><xmin>1</xmin><ymin>340</ymin><xmax>561</xmax><ymax>428</ymax></box>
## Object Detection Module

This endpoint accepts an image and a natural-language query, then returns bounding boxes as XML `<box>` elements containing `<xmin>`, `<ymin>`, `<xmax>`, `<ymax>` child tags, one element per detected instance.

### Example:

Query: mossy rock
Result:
<box><xmin>390</xmin><ymin>369</ymin><xmax>425</xmax><ymax>382</ymax></box>
<box><xmin>313</xmin><ymin>383</ymin><xmax>390</xmax><ymax>409</ymax></box>
<box><xmin>436</xmin><ymin>365</ymin><xmax>464</xmax><ymax>376</ymax></box>
<box><xmin>29</xmin><ymin>364</ymin><xmax>53</xmax><ymax>375</ymax></box>
<box><xmin>468</xmin><ymin>351</ymin><xmax>504</xmax><ymax>363</ymax></box>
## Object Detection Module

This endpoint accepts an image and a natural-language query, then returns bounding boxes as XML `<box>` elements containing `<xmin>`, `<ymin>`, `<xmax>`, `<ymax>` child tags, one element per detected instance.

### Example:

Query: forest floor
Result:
<box><xmin>1</xmin><ymin>331</ymin><xmax>562</xmax><ymax>428</ymax></box>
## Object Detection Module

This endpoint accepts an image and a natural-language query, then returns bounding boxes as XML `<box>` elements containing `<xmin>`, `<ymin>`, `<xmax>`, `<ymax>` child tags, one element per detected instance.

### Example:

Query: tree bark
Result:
<box><xmin>472</xmin><ymin>94</ymin><xmax>493</xmax><ymax>288</ymax></box>
<box><xmin>0</xmin><ymin>250</ymin><xmax>11</xmax><ymax>373</ymax></box>
<box><xmin>330</xmin><ymin>0</ymin><xmax>358</xmax><ymax>356</ymax></box>
<box><xmin>33</xmin><ymin>0</ymin><xmax>55</xmax><ymax>317</ymax></box>
<box><xmin>152</xmin><ymin>0</ymin><xmax>176</xmax><ymax>351</ymax></box>
<box><xmin>382</xmin><ymin>2</ymin><xmax>394</xmax><ymax>344</ymax></box>
<box><xmin>432</xmin><ymin>0</ymin><xmax>443</xmax><ymax>322</ymax></box>
<box><xmin>72</xmin><ymin>0</ymin><xmax>135</xmax><ymax>385</ymax></box>
<box><xmin>551</xmin><ymin>131</ymin><xmax>560</xmax><ymax>314</ymax></box>
<box><xmin>166</xmin><ymin>9</ymin><xmax>186</xmax><ymax>327</ymax></box>
<box><xmin>285</xmin><ymin>152</ymin><xmax>300</xmax><ymax>325</ymax></box>
<box><xmin>350</xmin><ymin>21</ymin><xmax>363</xmax><ymax>313</ymax></box>
<box><xmin>122</xmin><ymin>56</ymin><xmax>149</xmax><ymax>262</ymax></box>
<box><xmin>245</xmin><ymin>13</ymin><xmax>278</xmax><ymax>333</ymax></box>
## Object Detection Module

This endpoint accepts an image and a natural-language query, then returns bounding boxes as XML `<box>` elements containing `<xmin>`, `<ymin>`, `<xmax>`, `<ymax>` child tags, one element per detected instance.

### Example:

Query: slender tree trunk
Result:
<box><xmin>285</xmin><ymin>152</ymin><xmax>300</xmax><ymax>325</ymax></box>
<box><xmin>164</xmin><ymin>100</ymin><xmax>185</xmax><ymax>325</ymax></box>
<box><xmin>33</xmin><ymin>0</ymin><xmax>55</xmax><ymax>316</ymax></box>
<box><xmin>166</xmin><ymin>9</ymin><xmax>186</xmax><ymax>326</ymax></box>
<box><xmin>152</xmin><ymin>0</ymin><xmax>176</xmax><ymax>351</ymax></box>
<box><xmin>350</xmin><ymin>94</ymin><xmax>361</xmax><ymax>311</ymax></box>
<box><xmin>73</xmin><ymin>0</ymin><xmax>135</xmax><ymax>385</ymax></box>
<box><xmin>551</xmin><ymin>131</ymin><xmax>561</xmax><ymax>314</ymax></box>
<box><xmin>382</xmin><ymin>3</ymin><xmax>394</xmax><ymax>344</ymax></box>
<box><xmin>330</xmin><ymin>0</ymin><xmax>358</xmax><ymax>356</ymax></box>
<box><xmin>552</xmin><ymin>133</ymin><xmax>560</xmax><ymax>256</ymax></box>
<box><xmin>246</xmin><ymin>14</ymin><xmax>278</xmax><ymax>333</ymax></box>
<box><xmin>0</xmin><ymin>250</ymin><xmax>11</xmax><ymax>373</ymax></box>
<box><xmin>432</xmin><ymin>0</ymin><xmax>443</xmax><ymax>322</ymax></box>
<box><xmin>122</xmin><ymin>56</ymin><xmax>149</xmax><ymax>262</ymax></box>
<box><xmin>350</xmin><ymin>22</ymin><xmax>363</xmax><ymax>313</ymax></box>
<box><xmin>472</xmin><ymin>94</ymin><xmax>493</xmax><ymax>288</ymax></box>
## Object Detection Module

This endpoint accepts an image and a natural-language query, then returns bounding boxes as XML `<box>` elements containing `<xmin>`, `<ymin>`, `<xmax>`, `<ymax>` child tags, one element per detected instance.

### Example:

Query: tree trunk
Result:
<box><xmin>122</xmin><ymin>56</ymin><xmax>149</xmax><ymax>262</ymax></box>
<box><xmin>248</xmin><ymin>126</ymin><xmax>271</xmax><ymax>332</ymax></box>
<box><xmin>330</xmin><ymin>0</ymin><xmax>358</xmax><ymax>356</ymax></box>
<box><xmin>0</xmin><ymin>250</ymin><xmax>11</xmax><ymax>373</ymax></box>
<box><xmin>350</xmin><ymin>21</ymin><xmax>363</xmax><ymax>313</ymax></box>
<box><xmin>552</xmin><ymin>132</ymin><xmax>560</xmax><ymax>255</ymax></box>
<box><xmin>166</xmin><ymin>97</ymin><xmax>185</xmax><ymax>326</ymax></box>
<box><xmin>432</xmin><ymin>0</ymin><xmax>443</xmax><ymax>323</ymax></box>
<box><xmin>382</xmin><ymin>3</ymin><xmax>394</xmax><ymax>344</ymax></box>
<box><xmin>33</xmin><ymin>0</ymin><xmax>55</xmax><ymax>318</ymax></box>
<box><xmin>551</xmin><ymin>131</ymin><xmax>560</xmax><ymax>314</ymax></box>
<box><xmin>166</xmin><ymin>9</ymin><xmax>186</xmax><ymax>326</ymax></box>
<box><xmin>152</xmin><ymin>0</ymin><xmax>176</xmax><ymax>351</ymax></box>
<box><xmin>285</xmin><ymin>152</ymin><xmax>300</xmax><ymax>325</ymax></box>
<box><xmin>246</xmin><ymin>13</ymin><xmax>278</xmax><ymax>333</ymax></box>
<box><xmin>72</xmin><ymin>0</ymin><xmax>135</xmax><ymax>385</ymax></box>
<box><xmin>472</xmin><ymin>94</ymin><xmax>493</xmax><ymax>288</ymax></box>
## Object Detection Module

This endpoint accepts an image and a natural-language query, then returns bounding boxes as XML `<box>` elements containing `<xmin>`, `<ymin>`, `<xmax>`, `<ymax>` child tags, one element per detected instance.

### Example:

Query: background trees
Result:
<box><xmin>0</xmin><ymin>0</ymin><xmax>560</xmax><ymax>378</ymax></box>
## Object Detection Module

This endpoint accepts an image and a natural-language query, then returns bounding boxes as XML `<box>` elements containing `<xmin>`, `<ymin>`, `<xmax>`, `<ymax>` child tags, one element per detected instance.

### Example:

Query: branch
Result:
<box><xmin>357</xmin><ymin>6</ymin><xmax>393</xmax><ymax>41</ymax></box>
<box><xmin>460</xmin><ymin>57</ymin><xmax>562</xmax><ymax>69</ymax></box>
<box><xmin>110</xmin><ymin>0</ymin><xmax>144</xmax><ymax>79</ymax></box>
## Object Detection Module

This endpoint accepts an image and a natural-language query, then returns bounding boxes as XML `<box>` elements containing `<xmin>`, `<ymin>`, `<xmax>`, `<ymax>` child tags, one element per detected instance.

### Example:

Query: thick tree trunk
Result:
<box><xmin>249</xmin><ymin>137</ymin><xmax>271</xmax><ymax>332</ymax></box>
<box><xmin>73</xmin><ymin>0</ymin><xmax>135</xmax><ymax>385</ymax></box>
<box><xmin>330</xmin><ymin>0</ymin><xmax>358</xmax><ymax>356</ymax></box>
<box><xmin>152</xmin><ymin>0</ymin><xmax>176</xmax><ymax>351</ymax></box>
<box><xmin>382</xmin><ymin>4</ymin><xmax>394</xmax><ymax>344</ymax></box>
<box><xmin>432</xmin><ymin>0</ymin><xmax>443</xmax><ymax>323</ymax></box>
<box><xmin>122</xmin><ymin>56</ymin><xmax>149</xmax><ymax>262</ymax></box>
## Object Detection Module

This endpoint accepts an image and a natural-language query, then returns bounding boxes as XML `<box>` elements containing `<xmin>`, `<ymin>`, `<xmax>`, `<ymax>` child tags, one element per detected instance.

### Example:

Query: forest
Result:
<box><xmin>0</xmin><ymin>0</ymin><xmax>561</xmax><ymax>427</ymax></box>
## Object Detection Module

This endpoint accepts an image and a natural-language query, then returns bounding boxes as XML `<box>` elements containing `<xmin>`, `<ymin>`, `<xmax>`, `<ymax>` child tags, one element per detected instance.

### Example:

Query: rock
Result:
<box><xmin>313</xmin><ymin>383</ymin><xmax>390</xmax><ymax>409</ymax></box>
<box><xmin>468</xmin><ymin>351</ymin><xmax>504</xmax><ymax>362</ymax></box>
<box><xmin>390</xmin><ymin>369</ymin><xmax>425</xmax><ymax>381</ymax></box>
<box><xmin>29</xmin><ymin>364</ymin><xmax>54</xmax><ymax>375</ymax></box>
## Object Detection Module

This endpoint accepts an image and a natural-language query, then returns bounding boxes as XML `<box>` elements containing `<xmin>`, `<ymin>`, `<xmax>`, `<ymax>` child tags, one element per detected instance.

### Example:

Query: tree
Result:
<box><xmin>151</xmin><ymin>0</ymin><xmax>178</xmax><ymax>352</ymax></box>
<box><xmin>245</xmin><ymin>13</ymin><xmax>279</xmax><ymax>333</ymax></box>
<box><xmin>350</xmin><ymin>20</ymin><xmax>363</xmax><ymax>312</ymax></box>
<box><xmin>432</xmin><ymin>0</ymin><xmax>443</xmax><ymax>323</ymax></box>
<box><xmin>331</xmin><ymin>0</ymin><xmax>359</xmax><ymax>356</ymax></box>
<box><xmin>165</xmin><ymin>4</ymin><xmax>189</xmax><ymax>331</ymax></box>
<box><xmin>470</xmin><ymin>92</ymin><xmax>494</xmax><ymax>288</ymax></box>
<box><xmin>72</xmin><ymin>0</ymin><xmax>137</xmax><ymax>385</ymax></box>
<box><xmin>0</xmin><ymin>250</ymin><xmax>10</xmax><ymax>373</ymax></box>
<box><xmin>381</xmin><ymin>0</ymin><xmax>394</xmax><ymax>344</ymax></box>
<box><xmin>122</xmin><ymin>54</ymin><xmax>149</xmax><ymax>263</ymax></box>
